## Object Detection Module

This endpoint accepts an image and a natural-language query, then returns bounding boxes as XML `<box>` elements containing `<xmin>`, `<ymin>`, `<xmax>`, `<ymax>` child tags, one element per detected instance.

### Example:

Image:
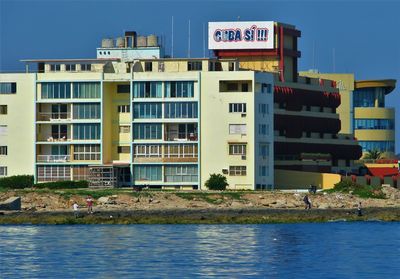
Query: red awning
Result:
<box><xmin>368</xmin><ymin>167</ymin><xmax>399</xmax><ymax>177</ymax></box>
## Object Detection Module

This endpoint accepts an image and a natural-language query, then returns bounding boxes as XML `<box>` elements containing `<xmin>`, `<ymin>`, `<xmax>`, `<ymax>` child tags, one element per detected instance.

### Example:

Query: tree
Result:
<box><xmin>205</xmin><ymin>173</ymin><xmax>228</xmax><ymax>190</ymax></box>
<box><xmin>363</xmin><ymin>149</ymin><xmax>382</xmax><ymax>160</ymax></box>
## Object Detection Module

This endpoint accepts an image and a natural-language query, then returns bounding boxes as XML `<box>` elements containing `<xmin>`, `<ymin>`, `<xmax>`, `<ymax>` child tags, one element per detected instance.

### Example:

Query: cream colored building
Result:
<box><xmin>0</xmin><ymin>55</ymin><xmax>274</xmax><ymax>190</ymax></box>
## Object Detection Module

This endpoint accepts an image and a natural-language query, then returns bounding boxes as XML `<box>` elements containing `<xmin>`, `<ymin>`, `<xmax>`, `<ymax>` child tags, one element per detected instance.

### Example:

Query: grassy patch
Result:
<box><xmin>175</xmin><ymin>191</ymin><xmax>246</xmax><ymax>204</ymax></box>
<box><xmin>330</xmin><ymin>179</ymin><xmax>386</xmax><ymax>199</ymax></box>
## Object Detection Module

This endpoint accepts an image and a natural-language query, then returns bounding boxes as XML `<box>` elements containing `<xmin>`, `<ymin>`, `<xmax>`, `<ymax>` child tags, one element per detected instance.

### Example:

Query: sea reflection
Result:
<box><xmin>1</xmin><ymin>223</ymin><xmax>399</xmax><ymax>278</ymax></box>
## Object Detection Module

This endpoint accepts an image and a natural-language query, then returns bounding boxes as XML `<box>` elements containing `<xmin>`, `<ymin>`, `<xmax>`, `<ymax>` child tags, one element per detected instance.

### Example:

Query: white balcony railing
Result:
<box><xmin>37</xmin><ymin>155</ymin><xmax>71</xmax><ymax>163</ymax></box>
<box><xmin>37</xmin><ymin>112</ymin><xmax>71</xmax><ymax>121</ymax></box>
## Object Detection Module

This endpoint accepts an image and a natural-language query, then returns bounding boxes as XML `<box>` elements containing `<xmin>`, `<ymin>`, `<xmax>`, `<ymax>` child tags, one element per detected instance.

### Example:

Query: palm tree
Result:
<box><xmin>363</xmin><ymin>149</ymin><xmax>382</xmax><ymax>160</ymax></box>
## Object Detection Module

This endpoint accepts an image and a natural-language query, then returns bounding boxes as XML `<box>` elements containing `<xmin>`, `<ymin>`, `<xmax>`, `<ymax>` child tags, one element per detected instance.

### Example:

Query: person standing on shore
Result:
<box><xmin>86</xmin><ymin>195</ymin><xmax>94</xmax><ymax>214</ymax></box>
<box><xmin>303</xmin><ymin>195</ymin><xmax>312</xmax><ymax>210</ymax></box>
<box><xmin>357</xmin><ymin>201</ymin><xmax>362</xmax><ymax>216</ymax></box>
<box><xmin>73</xmin><ymin>202</ymin><xmax>79</xmax><ymax>218</ymax></box>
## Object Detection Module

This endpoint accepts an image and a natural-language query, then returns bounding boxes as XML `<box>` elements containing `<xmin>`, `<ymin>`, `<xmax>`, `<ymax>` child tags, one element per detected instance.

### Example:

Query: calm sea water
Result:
<box><xmin>1</xmin><ymin>222</ymin><xmax>399</xmax><ymax>278</ymax></box>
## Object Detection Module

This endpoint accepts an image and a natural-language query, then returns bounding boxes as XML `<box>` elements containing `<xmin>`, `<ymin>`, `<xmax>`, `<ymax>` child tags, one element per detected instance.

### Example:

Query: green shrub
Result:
<box><xmin>333</xmin><ymin>179</ymin><xmax>385</xmax><ymax>199</ymax></box>
<box><xmin>34</xmin><ymin>180</ymin><xmax>88</xmax><ymax>189</ymax></box>
<box><xmin>0</xmin><ymin>175</ymin><xmax>34</xmax><ymax>189</ymax></box>
<box><xmin>205</xmin><ymin>174</ymin><xmax>228</xmax><ymax>190</ymax></box>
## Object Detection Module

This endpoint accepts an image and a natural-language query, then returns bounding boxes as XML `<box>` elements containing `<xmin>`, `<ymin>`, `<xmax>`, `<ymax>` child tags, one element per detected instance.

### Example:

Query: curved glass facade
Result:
<box><xmin>358</xmin><ymin>141</ymin><xmax>395</xmax><ymax>152</ymax></box>
<box><xmin>353</xmin><ymin>88</ymin><xmax>385</xmax><ymax>107</ymax></box>
<box><xmin>354</xmin><ymin>119</ymin><xmax>394</xmax><ymax>130</ymax></box>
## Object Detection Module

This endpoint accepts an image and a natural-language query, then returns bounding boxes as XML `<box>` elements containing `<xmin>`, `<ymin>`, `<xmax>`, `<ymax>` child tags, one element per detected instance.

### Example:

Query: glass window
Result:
<box><xmin>164</xmin><ymin>102</ymin><xmax>197</xmax><ymax>118</ymax></box>
<box><xmin>73</xmin><ymin>103</ymin><xmax>100</xmax><ymax>119</ymax></box>
<box><xmin>187</xmin><ymin>61</ymin><xmax>202</xmax><ymax>71</ymax></box>
<box><xmin>73</xmin><ymin>144</ymin><xmax>100</xmax><ymax>160</ymax></box>
<box><xmin>353</xmin><ymin>88</ymin><xmax>385</xmax><ymax>108</ymax></box>
<box><xmin>0</xmin><ymin>82</ymin><xmax>16</xmax><ymax>94</ymax></box>
<box><xmin>134</xmin><ymin>165</ymin><xmax>162</xmax><ymax>181</ymax></box>
<box><xmin>41</xmin><ymin>83</ymin><xmax>71</xmax><ymax>99</ymax></box>
<box><xmin>73</xmin><ymin>124</ymin><xmax>100</xmax><ymax>140</ymax></box>
<box><xmin>229</xmin><ymin>166</ymin><xmax>246</xmax><ymax>176</ymax></box>
<box><xmin>119</xmin><ymin>126</ymin><xmax>130</xmax><ymax>133</ymax></box>
<box><xmin>165</xmin><ymin>165</ymin><xmax>198</xmax><ymax>182</ymax></box>
<box><xmin>358</xmin><ymin>141</ymin><xmax>395</xmax><ymax>153</ymax></box>
<box><xmin>117</xmin><ymin>146</ymin><xmax>130</xmax><ymax>153</ymax></box>
<box><xmin>73</xmin><ymin>82</ymin><xmax>100</xmax><ymax>99</ymax></box>
<box><xmin>117</xmin><ymin>84</ymin><xmax>130</xmax><ymax>93</ymax></box>
<box><xmin>145</xmin><ymin>62</ymin><xmax>153</xmax><ymax>72</ymax></box>
<box><xmin>133</xmin><ymin>124</ymin><xmax>162</xmax><ymax>140</ymax></box>
<box><xmin>80</xmin><ymin>64</ymin><xmax>92</xmax><ymax>71</ymax></box>
<box><xmin>133</xmin><ymin>145</ymin><xmax>162</xmax><ymax>157</ymax></box>
<box><xmin>229</xmin><ymin>103</ymin><xmax>247</xmax><ymax>113</ymax></box>
<box><xmin>133</xmin><ymin>103</ymin><xmax>161</xmax><ymax>119</ymax></box>
<box><xmin>118</xmin><ymin>105</ymin><xmax>130</xmax><ymax>113</ymax></box>
<box><xmin>0</xmin><ymin>146</ymin><xmax>7</xmax><ymax>155</ymax></box>
<box><xmin>354</xmin><ymin>119</ymin><xmax>394</xmax><ymax>130</ymax></box>
<box><xmin>229</xmin><ymin>144</ymin><xmax>246</xmax><ymax>155</ymax></box>
<box><xmin>133</xmin><ymin>82</ymin><xmax>162</xmax><ymax>98</ymax></box>
<box><xmin>164</xmin><ymin>81</ymin><xmax>194</xmax><ymax>98</ymax></box>
<box><xmin>259</xmin><ymin>124</ymin><xmax>268</xmax><ymax>135</ymax></box>
<box><xmin>259</xmin><ymin>143</ymin><xmax>269</xmax><ymax>157</ymax></box>
<box><xmin>0</xmin><ymin>105</ymin><xmax>7</xmax><ymax>115</ymax></box>
<box><xmin>0</xmin><ymin>166</ymin><xmax>7</xmax><ymax>177</ymax></box>
<box><xmin>66</xmin><ymin>64</ymin><xmax>76</xmax><ymax>71</ymax></box>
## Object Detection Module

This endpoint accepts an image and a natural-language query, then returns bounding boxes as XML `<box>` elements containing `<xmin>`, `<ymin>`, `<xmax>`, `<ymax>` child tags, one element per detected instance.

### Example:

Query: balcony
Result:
<box><xmin>37</xmin><ymin>112</ymin><xmax>71</xmax><ymax>122</ymax></box>
<box><xmin>165</xmin><ymin>132</ymin><xmax>198</xmax><ymax>142</ymax></box>
<box><xmin>37</xmin><ymin>155</ymin><xmax>71</xmax><ymax>163</ymax></box>
<box><xmin>37</xmin><ymin>133</ymin><xmax>70</xmax><ymax>142</ymax></box>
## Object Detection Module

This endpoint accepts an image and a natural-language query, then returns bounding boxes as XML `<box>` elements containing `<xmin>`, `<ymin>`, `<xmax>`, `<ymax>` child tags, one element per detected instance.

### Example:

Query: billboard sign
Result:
<box><xmin>208</xmin><ymin>21</ymin><xmax>275</xmax><ymax>50</ymax></box>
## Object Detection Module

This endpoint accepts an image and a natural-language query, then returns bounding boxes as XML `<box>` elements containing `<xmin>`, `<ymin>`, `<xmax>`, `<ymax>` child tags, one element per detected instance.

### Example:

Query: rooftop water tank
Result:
<box><xmin>101</xmin><ymin>38</ymin><xmax>114</xmax><ymax>48</ymax></box>
<box><xmin>147</xmin><ymin>35</ymin><xmax>158</xmax><ymax>47</ymax></box>
<box><xmin>137</xmin><ymin>36</ymin><xmax>147</xmax><ymax>47</ymax></box>
<box><xmin>116</xmin><ymin>37</ymin><xmax>125</xmax><ymax>48</ymax></box>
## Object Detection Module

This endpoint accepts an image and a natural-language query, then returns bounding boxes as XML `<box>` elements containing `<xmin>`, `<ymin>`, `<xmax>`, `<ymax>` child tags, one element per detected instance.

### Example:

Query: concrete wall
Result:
<box><xmin>275</xmin><ymin>169</ymin><xmax>341</xmax><ymax>189</ymax></box>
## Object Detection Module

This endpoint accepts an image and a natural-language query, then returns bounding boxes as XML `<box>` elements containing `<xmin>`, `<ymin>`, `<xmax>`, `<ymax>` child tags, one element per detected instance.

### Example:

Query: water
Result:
<box><xmin>1</xmin><ymin>222</ymin><xmax>399</xmax><ymax>278</ymax></box>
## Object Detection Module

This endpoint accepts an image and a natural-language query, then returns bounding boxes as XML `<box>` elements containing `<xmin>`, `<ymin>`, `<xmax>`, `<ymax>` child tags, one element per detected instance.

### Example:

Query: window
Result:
<box><xmin>133</xmin><ymin>145</ymin><xmax>162</xmax><ymax>157</ymax></box>
<box><xmin>133</xmin><ymin>124</ymin><xmax>162</xmax><ymax>140</ymax></box>
<box><xmin>133</xmin><ymin>103</ymin><xmax>161</xmax><ymax>119</ymax></box>
<box><xmin>259</xmin><ymin>143</ymin><xmax>269</xmax><ymax>157</ymax></box>
<box><xmin>259</xmin><ymin>104</ymin><xmax>268</xmax><ymax>114</ymax></box>
<box><xmin>0</xmin><ymin>82</ymin><xmax>16</xmax><ymax>94</ymax></box>
<box><xmin>261</xmin><ymin>83</ymin><xmax>272</xmax><ymax>94</ymax></box>
<box><xmin>229</xmin><ymin>103</ymin><xmax>246</xmax><ymax>113</ymax></box>
<box><xmin>229</xmin><ymin>124</ymin><xmax>247</xmax><ymax>135</ymax></box>
<box><xmin>145</xmin><ymin>62</ymin><xmax>153</xmax><ymax>72</ymax></box>
<box><xmin>119</xmin><ymin>126</ymin><xmax>130</xmax><ymax>133</ymax></box>
<box><xmin>134</xmin><ymin>165</ymin><xmax>162</xmax><ymax>181</ymax></box>
<box><xmin>229</xmin><ymin>144</ymin><xmax>246</xmax><ymax>155</ymax></box>
<box><xmin>354</xmin><ymin>119</ymin><xmax>395</xmax><ymax>130</ymax></box>
<box><xmin>227</xmin><ymin>83</ymin><xmax>238</xmax><ymax>91</ymax></box>
<box><xmin>241</xmin><ymin>83</ymin><xmax>249</xmax><ymax>92</ymax></box>
<box><xmin>188</xmin><ymin>61</ymin><xmax>202</xmax><ymax>71</ymax></box>
<box><xmin>41</xmin><ymin>83</ymin><xmax>71</xmax><ymax>99</ymax></box>
<box><xmin>164</xmin><ymin>144</ymin><xmax>198</xmax><ymax>158</ymax></box>
<box><xmin>66</xmin><ymin>64</ymin><xmax>76</xmax><ymax>71</ymax></box>
<box><xmin>73</xmin><ymin>124</ymin><xmax>100</xmax><ymax>140</ymax></box>
<box><xmin>220</xmin><ymin>80</ymin><xmax>252</xmax><ymax>92</ymax></box>
<box><xmin>117</xmin><ymin>146</ymin><xmax>130</xmax><ymax>154</ymax></box>
<box><xmin>164</xmin><ymin>81</ymin><xmax>194</xmax><ymax>98</ymax></box>
<box><xmin>358</xmin><ymin>141</ymin><xmax>395</xmax><ymax>153</ymax></box>
<box><xmin>208</xmin><ymin>61</ymin><xmax>222</xmax><ymax>71</ymax></box>
<box><xmin>73</xmin><ymin>144</ymin><xmax>100</xmax><ymax>160</ymax></box>
<box><xmin>117</xmin><ymin>84</ymin><xmax>130</xmax><ymax>94</ymax></box>
<box><xmin>259</xmin><ymin>166</ymin><xmax>268</xmax><ymax>176</ymax></box>
<box><xmin>0</xmin><ymin>125</ymin><xmax>8</xmax><ymax>136</ymax></box>
<box><xmin>259</xmin><ymin>124</ymin><xmax>268</xmax><ymax>135</ymax></box>
<box><xmin>50</xmin><ymin>64</ymin><xmax>61</xmax><ymax>71</ymax></box>
<box><xmin>165</xmin><ymin>165</ymin><xmax>198</xmax><ymax>182</ymax></box>
<box><xmin>165</xmin><ymin>102</ymin><xmax>198</xmax><ymax>118</ymax></box>
<box><xmin>37</xmin><ymin>165</ymin><xmax>70</xmax><ymax>182</ymax></box>
<box><xmin>118</xmin><ymin>105</ymin><xmax>130</xmax><ymax>113</ymax></box>
<box><xmin>229</xmin><ymin>62</ymin><xmax>235</xmax><ymax>71</ymax></box>
<box><xmin>0</xmin><ymin>105</ymin><xmax>7</xmax><ymax>115</ymax></box>
<box><xmin>0</xmin><ymin>146</ymin><xmax>7</xmax><ymax>155</ymax></box>
<box><xmin>73</xmin><ymin>82</ymin><xmax>100</xmax><ymax>98</ymax></box>
<box><xmin>80</xmin><ymin>64</ymin><xmax>92</xmax><ymax>71</ymax></box>
<box><xmin>133</xmin><ymin>81</ymin><xmax>162</xmax><ymax>98</ymax></box>
<box><xmin>0</xmin><ymin>166</ymin><xmax>7</xmax><ymax>177</ymax></box>
<box><xmin>229</xmin><ymin>166</ymin><xmax>246</xmax><ymax>176</ymax></box>
<box><xmin>73</xmin><ymin>103</ymin><xmax>100</xmax><ymax>119</ymax></box>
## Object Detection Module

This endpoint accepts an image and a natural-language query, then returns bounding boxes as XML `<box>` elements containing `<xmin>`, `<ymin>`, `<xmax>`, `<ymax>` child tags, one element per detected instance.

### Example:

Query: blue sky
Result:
<box><xmin>1</xmin><ymin>0</ymin><xmax>399</xmax><ymax>152</ymax></box>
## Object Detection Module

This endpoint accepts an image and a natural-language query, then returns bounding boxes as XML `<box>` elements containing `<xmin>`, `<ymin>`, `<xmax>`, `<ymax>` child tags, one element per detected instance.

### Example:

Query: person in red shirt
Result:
<box><xmin>86</xmin><ymin>195</ymin><xmax>94</xmax><ymax>214</ymax></box>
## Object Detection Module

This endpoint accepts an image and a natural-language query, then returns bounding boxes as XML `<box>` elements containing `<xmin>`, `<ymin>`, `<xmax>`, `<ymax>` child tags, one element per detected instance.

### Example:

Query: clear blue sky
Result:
<box><xmin>1</xmin><ymin>0</ymin><xmax>399</xmax><ymax>153</ymax></box>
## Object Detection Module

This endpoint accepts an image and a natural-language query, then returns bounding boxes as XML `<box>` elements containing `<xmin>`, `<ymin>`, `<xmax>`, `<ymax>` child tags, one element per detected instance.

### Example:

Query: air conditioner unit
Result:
<box><xmin>241</xmin><ymin>113</ymin><xmax>246</xmax><ymax>117</ymax></box>
<box><xmin>241</xmin><ymin>155</ymin><xmax>247</xmax><ymax>160</ymax></box>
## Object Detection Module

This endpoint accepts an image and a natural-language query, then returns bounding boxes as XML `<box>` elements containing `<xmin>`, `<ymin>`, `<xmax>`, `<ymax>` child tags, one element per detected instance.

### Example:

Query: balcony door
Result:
<box><xmin>52</xmin><ymin>104</ymin><xmax>68</xmax><ymax>119</ymax></box>
<box><xmin>51</xmin><ymin>125</ymin><xmax>67</xmax><ymax>140</ymax></box>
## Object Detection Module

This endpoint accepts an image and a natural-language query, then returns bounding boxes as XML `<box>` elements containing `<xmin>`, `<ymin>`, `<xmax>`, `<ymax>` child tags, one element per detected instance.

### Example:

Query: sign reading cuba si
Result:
<box><xmin>208</xmin><ymin>21</ymin><xmax>275</xmax><ymax>50</ymax></box>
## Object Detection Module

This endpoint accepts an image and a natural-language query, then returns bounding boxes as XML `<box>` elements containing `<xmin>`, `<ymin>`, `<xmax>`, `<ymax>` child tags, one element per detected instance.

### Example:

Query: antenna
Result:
<box><xmin>171</xmin><ymin>16</ymin><xmax>174</xmax><ymax>58</ymax></box>
<box><xmin>312</xmin><ymin>40</ymin><xmax>316</xmax><ymax>70</ymax></box>
<box><xmin>332</xmin><ymin>48</ymin><xmax>336</xmax><ymax>72</ymax></box>
<box><xmin>188</xmin><ymin>20</ymin><xmax>191</xmax><ymax>58</ymax></box>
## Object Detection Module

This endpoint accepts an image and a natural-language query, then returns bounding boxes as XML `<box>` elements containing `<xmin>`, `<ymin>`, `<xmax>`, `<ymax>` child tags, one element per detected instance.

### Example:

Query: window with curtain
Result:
<box><xmin>0</xmin><ymin>82</ymin><xmax>16</xmax><ymax>94</ymax></box>
<box><xmin>133</xmin><ymin>81</ymin><xmax>162</xmax><ymax>98</ymax></box>
<box><xmin>164</xmin><ymin>102</ymin><xmax>198</xmax><ymax>118</ymax></box>
<box><xmin>41</xmin><ymin>83</ymin><xmax>71</xmax><ymax>99</ymax></box>
<box><xmin>164</xmin><ymin>165</ymin><xmax>198</xmax><ymax>182</ymax></box>
<box><xmin>133</xmin><ymin>103</ymin><xmax>162</xmax><ymax>119</ymax></box>
<box><xmin>73</xmin><ymin>103</ymin><xmax>100</xmax><ymax>119</ymax></box>
<box><xmin>73</xmin><ymin>124</ymin><xmax>100</xmax><ymax>140</ymax></box>
<box><xmin>73</xmin><ymin>82</ymin><xmax>101</xmax><ymax>99</ymax></box>
<box><xmin>164</xmin><ymin>81</ymin><xmax>194</xmax><ymax>98</ymax></box>
<box><xmin>133</xmin><ymin>124</ymin><xmax>162</xmax><ymax>140</ymax></box>
<box><xmin>73</xmin><ymin>144</ymin><xmax>101</xmax><ymax>160</ymax></box>
<box><xmin>134</xmin><ymin>165</ymin><xmax>162</xmax><ymax>181</ymax></box>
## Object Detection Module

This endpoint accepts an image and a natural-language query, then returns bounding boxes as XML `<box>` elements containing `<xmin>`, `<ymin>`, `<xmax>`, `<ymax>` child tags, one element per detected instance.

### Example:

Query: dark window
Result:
<box><xmin>227</xmin><ymin>83</ymin><xmax>239</xmax><ymax>91</ymax></box>
<box><xmin>117</xmin><ymin>84</ymin><xmax>130</xmax><ymax>94</ymax></box>
<box><xmin>66</xmin><ymin>64</ymin><xmax>76</xmax><ymax>71</ymax></box>
<box><xmin>0</xmin><ymin>105</ymin><xmax>7</xmax><ymax>114</ymax></box>
<box><xmin>118</xmin><ymin>146</ymin><xmax>130</xmax><ymax>154</ymax></box>
<box><xmin>80</xmin><ymin>64</ymin><xmax>92</xmax><ymax>71</ymax></box>
<box><xmin>0</xmin><ymin>146</ymin><xmax>7</xmax><ymax>155</ymax></box>
<box><xmin>188</xmin><ymin>61</ymin><xmax>202</xmax><ymax>71</ymax></box>
<box><xmin>145</xmin><ymin>62</ymin><xmax>153</xmax><ymax>72</ymax></box>
<box><xmin>229</xmin><ymin>62</ymin><xmax>235</xmax><ymax>71</ymax></box>
<box><xmin>241</xmin><ymin>83</ymin><xmax>249</xmax><ymax>92</ymax></box>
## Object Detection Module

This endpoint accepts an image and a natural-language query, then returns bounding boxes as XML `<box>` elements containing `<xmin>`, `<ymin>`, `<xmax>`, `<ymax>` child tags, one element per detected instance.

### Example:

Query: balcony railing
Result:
<box><xmin>165</xmin><ymin>133</ymin><xmax>198</xmax><ymax>142</ymax></box>
<box><xmin>37</xmin><ymin>112</ymin><xmax>71</xmax><ymax>121</ymax></box>
<box><xmin>37</xmin><ymin>155</ymin><xmax>71</xmax><ymax>162</ymax></box>
<box><xmin>38</xmin><ymin>133</ymin><xmax>70</xmax><ymax>142</ymax></box>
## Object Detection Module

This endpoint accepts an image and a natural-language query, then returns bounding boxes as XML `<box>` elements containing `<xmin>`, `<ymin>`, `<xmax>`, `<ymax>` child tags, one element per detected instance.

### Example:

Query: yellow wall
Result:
<box><xmin>354</xmin><ymin>107</ymin><xmax>395</xmax><ymax>119</ymax></box>
<box><xmin>0</xmin><ymin>74</ymin><xmax>36</xmax><ymax>176</ymax></box>
<box><xmin>275</xmin><ymin>169</ymin><xmax>341</xmax><ymax>189</ymax></box>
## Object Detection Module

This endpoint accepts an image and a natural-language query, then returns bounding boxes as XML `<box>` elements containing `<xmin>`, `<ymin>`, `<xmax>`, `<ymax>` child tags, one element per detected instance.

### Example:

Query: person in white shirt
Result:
<box><xmin>73</xmin><ymin>202</ymin><xmax>79</xmax><ymax>218</ymax></box>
